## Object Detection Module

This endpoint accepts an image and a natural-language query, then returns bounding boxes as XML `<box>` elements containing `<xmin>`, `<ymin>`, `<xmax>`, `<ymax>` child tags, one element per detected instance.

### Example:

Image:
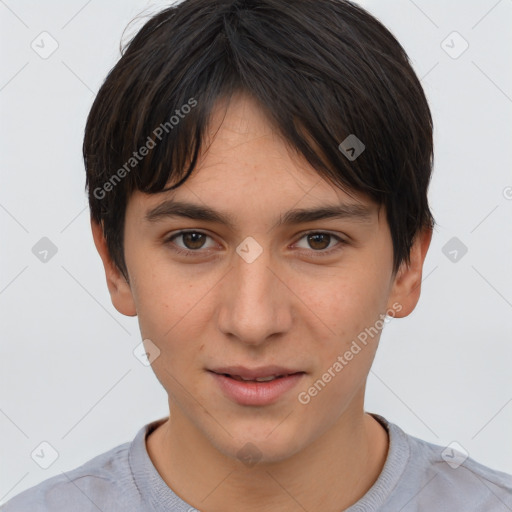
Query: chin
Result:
<box><xmin>212</xmin><ymin>421</ymin><xmax>308</xmax><ymax>466</ymax></box>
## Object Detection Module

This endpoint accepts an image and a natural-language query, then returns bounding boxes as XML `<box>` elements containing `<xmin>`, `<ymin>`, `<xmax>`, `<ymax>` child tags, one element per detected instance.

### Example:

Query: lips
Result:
<box><xmin>208</xmin><ymin>365</ymin><xmax>304</xmax><ymax>381</ymax></box>
<box><xmin>207</xmin><ymin>366</ymin><xmax>306</xmax><ymax>406</ymax></box>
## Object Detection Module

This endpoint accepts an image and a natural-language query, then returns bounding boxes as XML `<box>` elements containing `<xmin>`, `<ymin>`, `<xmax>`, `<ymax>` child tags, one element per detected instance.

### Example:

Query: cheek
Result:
<box><xmin>129</xmin><ymin>264</ymin><xmax>211</xmax><ymax>365</ymax></box>
<box><xmin>295</xmin><ymin>279</ymin><xmax>385</xmax><ymax>422</ymax></box>
<box><xmin>130</xmin><ymin>248</ymin><xmax>207</xmax><ymax>330</ymax></box>
<box><xmin>132</xmin><ymin>272</ymin><xmax>211</xmax><ymax>400</ymax></box>
<box><xmin>298</xmin><ymin>263</ymin><xmax>389</xmax><ymax>346</ymax></box>
<box><xmin>290</xmin><ymin>265</ymin><xmax>390</xmax><ymax>415</ymax></box>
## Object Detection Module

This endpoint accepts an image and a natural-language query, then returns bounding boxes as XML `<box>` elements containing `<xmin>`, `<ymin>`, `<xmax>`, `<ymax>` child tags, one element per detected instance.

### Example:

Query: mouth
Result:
<box><xmin>208</xmin><ymin>366</ymin><xmax>305</xmax><ymax>381</ymax></box>
<box><xmin>207</xmin><ymin>366</ymin><xmax>306</xmax><ymax>406</ymax></box>
<box><xmin>214</xmin><ymin>373</ymin><xmax>302</xmax><ymax>382</ymax></box>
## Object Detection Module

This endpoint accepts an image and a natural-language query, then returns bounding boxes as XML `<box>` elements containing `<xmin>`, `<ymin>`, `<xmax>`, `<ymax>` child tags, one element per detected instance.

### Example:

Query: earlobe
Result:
<box><xmin>90</xmin><ymin>218</ymin><xmax>137</xmax><ymax>317</ymax></box>
<box><xmin>386</xmin><ymin>227</ymin><xmax>433</xmax><ymax>318</ymax></box>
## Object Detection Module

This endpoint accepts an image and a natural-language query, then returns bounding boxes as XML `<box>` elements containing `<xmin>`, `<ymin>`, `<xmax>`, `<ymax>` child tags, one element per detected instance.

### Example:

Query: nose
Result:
<box><xmin>217</xmin><ymin>242</ymin><xmax>293</xmax><ymax>347</ymax></box>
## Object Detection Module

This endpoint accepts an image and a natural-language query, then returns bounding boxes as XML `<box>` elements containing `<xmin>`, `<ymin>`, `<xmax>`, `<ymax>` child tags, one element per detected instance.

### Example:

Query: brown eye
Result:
<box><xmin>307</xmin><ymin>233</ymin><xmax>331</xmax><ymax>250</ymax></box>
<box><xmin>166</xmin><ymin>231</ymin><xmax>216</xmax><ymax>254</ymax></box>
<box><xmin>181</xmin><ymin>232</ymin><xmax>207</xmax><ymax>250</ymax></box>
<box><xmin>294</xmin><ymin>231</ymin><xmax>346</xmax><ymax>257</ymax></box>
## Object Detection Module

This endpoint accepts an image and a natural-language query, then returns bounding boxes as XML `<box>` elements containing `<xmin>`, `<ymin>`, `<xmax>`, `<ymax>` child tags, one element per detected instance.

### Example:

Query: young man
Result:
<box><xmin>3</xmin><ymin>0</ymin><xmax>511</xmax><ymax>510</ymax></box>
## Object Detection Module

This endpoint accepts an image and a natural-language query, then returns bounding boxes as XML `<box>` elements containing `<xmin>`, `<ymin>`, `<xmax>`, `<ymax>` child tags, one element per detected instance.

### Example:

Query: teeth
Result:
<box><xmin>255</xmin><ymin>375</ymin><xmax>279</xmax><ymax>382</ymax></box>
<box><xmin>229</xmin><ymin>374</ymin><xmax>283</xmax><ymax>382</ymax></box>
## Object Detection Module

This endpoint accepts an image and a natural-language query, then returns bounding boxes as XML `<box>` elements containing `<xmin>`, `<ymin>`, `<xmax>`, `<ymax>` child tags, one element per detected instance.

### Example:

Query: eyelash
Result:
<box><xmin>164</xmin><ymin>230</ymin><xmax>347</xmax><ymax>259</ymax></box>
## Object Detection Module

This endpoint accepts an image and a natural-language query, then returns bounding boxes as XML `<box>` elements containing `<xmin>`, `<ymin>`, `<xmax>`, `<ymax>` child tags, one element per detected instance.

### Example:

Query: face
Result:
<box><xmin>94</xmin><ymin>93</ymin><xmax>429</xmax><ymax>464</ymax></box>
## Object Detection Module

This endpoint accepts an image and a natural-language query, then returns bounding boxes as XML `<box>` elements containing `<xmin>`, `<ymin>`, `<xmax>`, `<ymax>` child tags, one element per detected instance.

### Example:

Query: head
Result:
<box><xmin>85</xmin><ymin>0</ymin><xmax>434</xmax><ymax>463</ymax></box>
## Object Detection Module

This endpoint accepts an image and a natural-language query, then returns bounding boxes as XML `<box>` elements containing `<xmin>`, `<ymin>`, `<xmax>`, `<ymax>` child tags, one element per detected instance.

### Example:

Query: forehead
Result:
<box><xmin>127</xmin><ymin>93</ymin><xmax>381</xmax><ymax>225</ymax></box>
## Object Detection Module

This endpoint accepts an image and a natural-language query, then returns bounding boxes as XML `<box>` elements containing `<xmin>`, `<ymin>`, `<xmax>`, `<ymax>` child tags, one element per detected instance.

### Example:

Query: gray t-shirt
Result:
<box><xmin>2</xmin><ymin>413</ymin><xmax>511</xmax><ymax>511</ymax></box>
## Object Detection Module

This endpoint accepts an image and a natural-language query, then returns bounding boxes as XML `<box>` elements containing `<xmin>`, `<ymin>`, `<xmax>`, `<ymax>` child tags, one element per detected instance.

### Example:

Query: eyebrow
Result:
<box><xmin>145</xmin><ymin>199</ymin><xmax>375</xmax><ymax>230</ymax></box>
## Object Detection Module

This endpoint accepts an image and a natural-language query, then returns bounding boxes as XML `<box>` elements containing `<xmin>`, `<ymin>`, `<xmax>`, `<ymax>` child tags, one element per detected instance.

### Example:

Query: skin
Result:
<box><xmin>92</xmin><ymin>93</ymin><xmax>432</xmax><ymax>512</ymax></box>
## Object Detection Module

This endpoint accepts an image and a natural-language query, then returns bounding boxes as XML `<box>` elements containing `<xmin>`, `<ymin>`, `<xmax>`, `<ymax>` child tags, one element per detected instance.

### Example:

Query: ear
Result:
<box><xmin>91</xmin><ymin>218</ymin><xmax>137</xmax><ymax>317</ymax></box>
<box><xmin>386</xmin><ymin>227</ymin><xmax>433</xmax><ymax>318</ymax></box>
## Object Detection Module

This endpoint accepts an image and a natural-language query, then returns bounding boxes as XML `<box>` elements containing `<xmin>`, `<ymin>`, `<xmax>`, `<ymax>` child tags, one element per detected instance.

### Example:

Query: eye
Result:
<box><xmin>165</xmin><ymin>230</ymin><xmax>347</xmax><ymax>258</ymax></box>
<box><xmin>166</xmin><ymin>230</ymin><xmax>217</xmax><ymax>255</ymax></box>
<box><xmin>293</xmin><ymin>231</ymin><xmax>346</xmax><ymax>256</ymax></box>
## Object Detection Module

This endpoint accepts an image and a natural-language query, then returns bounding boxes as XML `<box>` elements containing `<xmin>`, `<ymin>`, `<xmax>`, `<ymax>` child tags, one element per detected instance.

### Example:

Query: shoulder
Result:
<box><xmin>400</xmin><ymin>429</ymin><xmax>512</xmax><ymax>510</ymax></box>
<box><xmin>1</xmin><ymin>441</ymin><xmax>136</xmax><ymax>512</ymax></box>
<box><xmin>366</xmin><ymin>414</ymin><xmax>512</xmax><ymax>512</ymax></box>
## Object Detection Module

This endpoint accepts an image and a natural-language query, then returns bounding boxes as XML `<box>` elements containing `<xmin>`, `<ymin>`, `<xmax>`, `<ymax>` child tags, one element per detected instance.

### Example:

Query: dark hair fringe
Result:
<box><xmin>84</xmin><ymin>0</ymin><xmax>435</xmax><ymax>280</ymax></box>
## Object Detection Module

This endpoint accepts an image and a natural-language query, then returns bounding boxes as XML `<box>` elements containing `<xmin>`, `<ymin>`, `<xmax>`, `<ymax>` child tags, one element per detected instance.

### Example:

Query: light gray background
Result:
<box><xmin>1</xmin><ymin>0</ymin><xmax>511</xmax><ymax>503</ymax></box>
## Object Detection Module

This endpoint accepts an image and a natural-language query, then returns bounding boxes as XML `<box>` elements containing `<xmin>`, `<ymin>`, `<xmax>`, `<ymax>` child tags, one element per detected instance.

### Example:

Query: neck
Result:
<box><xmin>146</xmin><ymin>405</ymin><xmax>389</xmax><ymax>512</ymax></box>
